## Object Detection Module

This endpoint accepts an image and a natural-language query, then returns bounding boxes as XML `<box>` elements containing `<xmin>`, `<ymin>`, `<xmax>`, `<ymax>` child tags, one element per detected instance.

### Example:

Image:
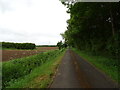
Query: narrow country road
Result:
<box><xmin>50</xmin><ymin>49</ymin><xmax>118</xmax><ymax>88</ymax></box>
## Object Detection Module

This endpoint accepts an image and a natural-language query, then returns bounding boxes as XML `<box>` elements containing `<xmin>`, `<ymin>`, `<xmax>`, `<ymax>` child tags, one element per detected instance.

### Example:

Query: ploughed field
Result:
<box><xmin>2</xmin><ymin>47</ymin><xmax>58</xmax><ymax>62</ymax></box>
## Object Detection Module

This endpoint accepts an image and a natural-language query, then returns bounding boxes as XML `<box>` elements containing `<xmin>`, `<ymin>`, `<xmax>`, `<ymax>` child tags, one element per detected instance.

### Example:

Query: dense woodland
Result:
<box><xmin>61</xmin><ymin>2</ymin><xmax>120</xmax><ymax>59</ymax></box>
<box><xmin>2</xmin><ymin>42</ymin><xmax>36</xmax><ymax>49</ymax></box>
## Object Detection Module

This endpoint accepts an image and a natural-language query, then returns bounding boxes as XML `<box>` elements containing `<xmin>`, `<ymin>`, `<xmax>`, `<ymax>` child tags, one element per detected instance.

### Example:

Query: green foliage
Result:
<box><xmin>2</xmin><ymin>49</ymin><xmax>64</xmax><ymax>88</ymax></box>
<box><xmin>57</xmin><ymin>41</ymin><xmax>63</xmax><ymax>50</ymax></box>
<box><xmin>61</xmin><ymin>2</ymin><xmax>120</xmax><ymax>59</ymax></box>
<box><xmin>2</xmin><ymin>42</ymin><xmax>36</xmax><ymax>50</ymax></box>
<box><xmin>57</xmin><ymin>41</ymin><xmax>67</xmax><ymax>50</ymax></box>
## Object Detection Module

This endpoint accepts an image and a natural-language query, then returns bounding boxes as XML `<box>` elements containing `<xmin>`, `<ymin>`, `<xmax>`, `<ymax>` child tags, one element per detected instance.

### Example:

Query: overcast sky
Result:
<box><xmin>0</xmin><ymin>0</ymin><xmax>69</xmax><ymax>45</ymax></box>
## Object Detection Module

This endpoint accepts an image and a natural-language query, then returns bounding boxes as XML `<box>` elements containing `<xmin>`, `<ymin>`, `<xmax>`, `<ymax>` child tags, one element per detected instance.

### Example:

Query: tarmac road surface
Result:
<box><xmin>50</xmin><ymin>49</ymin><xmax>118</xmax><ymax>88</ymax></box>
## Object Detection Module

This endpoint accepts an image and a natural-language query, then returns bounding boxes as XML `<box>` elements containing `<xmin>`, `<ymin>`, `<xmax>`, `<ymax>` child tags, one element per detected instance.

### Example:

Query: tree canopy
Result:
<box><xmin>61</xmin><ymin>2</ymin><xmax>120</xmax><ymax>59</ymax></box>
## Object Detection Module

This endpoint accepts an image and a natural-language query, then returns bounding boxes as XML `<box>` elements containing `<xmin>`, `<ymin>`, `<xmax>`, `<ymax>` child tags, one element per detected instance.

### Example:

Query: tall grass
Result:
<box><xmin>2</xmin><ymin>49</ymin><xmax>65</xmax><ymax>88</ymax></box>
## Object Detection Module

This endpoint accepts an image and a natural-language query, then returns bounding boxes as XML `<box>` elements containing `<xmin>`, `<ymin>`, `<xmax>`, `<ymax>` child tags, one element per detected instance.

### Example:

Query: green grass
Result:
<box><xmin>2</xmin><ymin>49</ymin><xmax>65</xmax><ymax>88</ymax></box>
<box><xmin>72</xmin><ymin>48</ymin><xmax>119</xmax><ymax>83</ymax></box>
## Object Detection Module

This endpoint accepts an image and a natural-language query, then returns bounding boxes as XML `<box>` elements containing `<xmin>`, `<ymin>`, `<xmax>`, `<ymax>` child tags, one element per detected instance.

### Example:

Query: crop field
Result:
<box><xmin>2</xmin><ymin>47</ymin><xmax>58</xmax><ymax>62</ymax></box>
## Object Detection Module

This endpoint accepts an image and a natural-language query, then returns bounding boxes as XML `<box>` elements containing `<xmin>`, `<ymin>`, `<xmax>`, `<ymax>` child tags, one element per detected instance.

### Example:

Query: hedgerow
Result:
<box><xmin>2</xmin><ymin>42</ymin><xmax>36</xmax><ymax>50</ymax></box>
<box><xmin>2</xmin><ymin>49</ymin><xmax>64</xmax><ymax>88</ymax></box>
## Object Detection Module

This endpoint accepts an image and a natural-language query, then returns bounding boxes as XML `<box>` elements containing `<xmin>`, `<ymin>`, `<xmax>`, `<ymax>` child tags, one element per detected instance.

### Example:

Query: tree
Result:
<box><xmin>60</xmin><ymin>1</ymin><xmax>120</xmax><ymax>58</ymax></box>
<box><xmin>57</xmin><ymin>41</ymin><xmax>63</xmax><ymax>50</ymax></box>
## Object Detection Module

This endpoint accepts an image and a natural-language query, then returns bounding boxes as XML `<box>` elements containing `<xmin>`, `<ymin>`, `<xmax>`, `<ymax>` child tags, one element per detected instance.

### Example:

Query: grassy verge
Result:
<box><xmin>23</xmin><ymin>50</ymin><xmax>65</xmax><ymax>88</ymax></box>
<box><xmin>3</xmin><ymin>49</ymin><xmax>66</xmax><ymax>88</ymax></box>
<box><xmin>72</xmin><ymin>48</ymin><xmax>119</xmax><ymax>83</ymax></box>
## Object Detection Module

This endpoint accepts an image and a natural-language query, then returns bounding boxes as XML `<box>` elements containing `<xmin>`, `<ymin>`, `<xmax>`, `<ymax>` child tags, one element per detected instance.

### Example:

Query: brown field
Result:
<box><xmin>1</xmin><ymin>47</ymin><xmax>58</xmax><ymax>62</ymax></box>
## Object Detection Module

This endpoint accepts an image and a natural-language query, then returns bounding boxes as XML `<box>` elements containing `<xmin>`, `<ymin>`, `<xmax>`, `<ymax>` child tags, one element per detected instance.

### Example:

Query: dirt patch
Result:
<box><xmin>36</xmin><ymin>47</ymin><xmax>58</xmax><ymax>51</ymax></box>
<box><xmin>34</xmin><ymin>75</ymin><xmax>48</xmax><ymax>83</ymax></box>
<box><xmin>2</xmin><ymin>47</ymin><xmax>58</xmax><ymax>62</ymax></box>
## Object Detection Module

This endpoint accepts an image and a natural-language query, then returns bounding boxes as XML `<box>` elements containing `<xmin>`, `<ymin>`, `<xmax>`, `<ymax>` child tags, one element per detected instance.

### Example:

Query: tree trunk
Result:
<box><xmin>109</xmin><ymin>4</ymin><xmax>115</xmax><ymax>37</ymax></box>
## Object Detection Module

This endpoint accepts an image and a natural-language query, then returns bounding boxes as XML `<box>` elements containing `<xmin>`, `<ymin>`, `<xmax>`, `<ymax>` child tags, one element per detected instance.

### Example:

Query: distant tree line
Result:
<box><xmin>60</xmin><ymin>2</ymin><xmax>120</xmax><ymax>59</ymax></box>
<box><xmin>2</xmin><ymin>42</ymin><xmax>36</xmax><ymax>50</ymax></box>
<box><xmin>36</xmin><ymin>45</ymin><xmax>57</xmax><ymax>47</ymax></box>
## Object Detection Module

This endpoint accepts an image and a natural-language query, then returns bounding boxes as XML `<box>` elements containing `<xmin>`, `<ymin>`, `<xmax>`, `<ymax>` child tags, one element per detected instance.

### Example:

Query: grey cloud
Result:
<box><xmin>26</xmin><ymin>0</ymin><xmax>32</xmax><ymax>7</ymax></box>
<box><xmin>0</xmin><ymin>28</ymin><xmax>29</xmax><ymax>42</ymax></box>
<box><xmin>0</xmin><ymin>28</ymin><xmax>59</xmax><ymax>39</ymax></box>
<box><xmin>0</xmin><ymin>28</ymin><xmax>60</xmax><ymax>45</ymax></box>
<box><xmin>0</xmin><ymin>28</ymin><xmax>25</xmax><ymax>36</ymax></box>
<box><xmin>0</xmin><ymin>0</ymin><xmax>32</xmax><ymax>13</ymax></box>
<box><xmin>0</xmin><ymin>0</ymin><xmax>13</xmax><ymax>13</ymax></box>
<box><xmin>30</xmin><ymin>32</ymin><xmax>59</xmax><ymax>38</ymax></box>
